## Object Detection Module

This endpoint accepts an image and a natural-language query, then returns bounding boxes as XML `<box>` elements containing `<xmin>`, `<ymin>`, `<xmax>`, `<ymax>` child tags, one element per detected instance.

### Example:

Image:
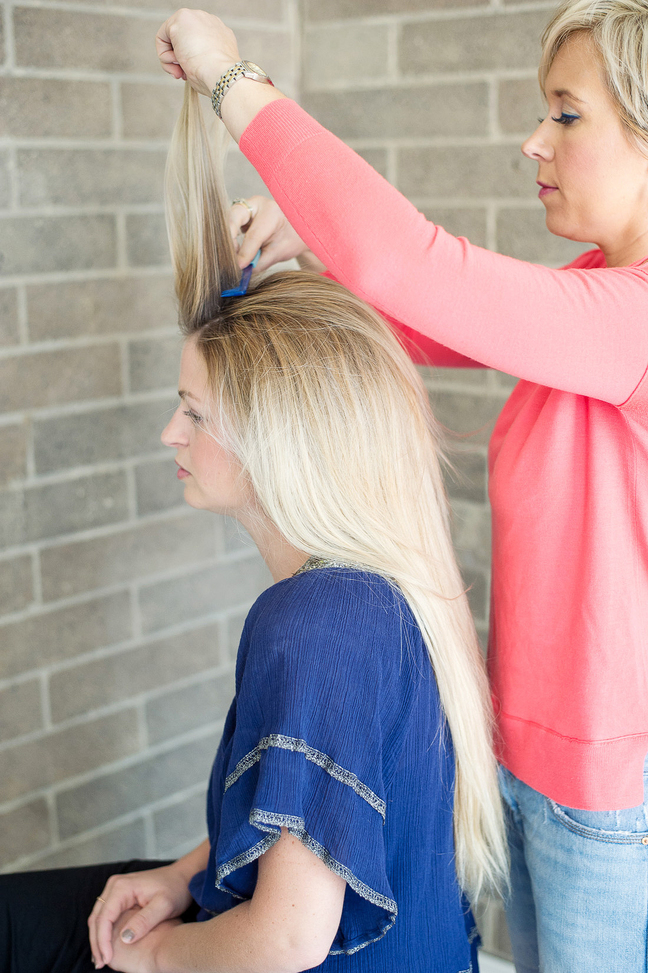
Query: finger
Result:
<box><xmin>237</xmin><ymin>222</ymin><xmax>272</xmax><ymax>268</ymax></box>
<box><xmin>88</xmin><ymin>899</ymin><xmax>103</xmax><ymax>968</ymax></box>
<box><xmin>230</xmin><ymin>199</ymin><xmax>256</xmax><ymax>235</ymax></box>
<box><xmin>154</xmin><ymin>21</ymin><xmax>173</xmax><ymax>59</ymax></box>
<box><xmin>94</xmin><ymin>889</ymin><xmax>137</xmax><ymax>967</ymax></box>
<box><xmin>118</xmin><ymin>893</ymin><xmax>174</xmax><ymax>946</ymax></box>
<box><xmin>252</xmin><ymin>240</ymin><xmax>286</xmax><ymax>275</ymax></box>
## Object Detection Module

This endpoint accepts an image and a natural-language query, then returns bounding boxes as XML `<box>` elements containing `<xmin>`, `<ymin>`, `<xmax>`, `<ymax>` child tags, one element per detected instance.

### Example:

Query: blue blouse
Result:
<box><xmin>189</xmin><ymin>566</ymin><xmax>479</xmax><ymax>972</ymax></box>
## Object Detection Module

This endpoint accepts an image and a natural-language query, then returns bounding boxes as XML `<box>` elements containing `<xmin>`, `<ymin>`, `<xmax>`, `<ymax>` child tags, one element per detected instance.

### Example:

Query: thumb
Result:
<box><xmin>120</xmin><ymin>894</ymin><xmax>173</xmax><ymax>944</ymax></box>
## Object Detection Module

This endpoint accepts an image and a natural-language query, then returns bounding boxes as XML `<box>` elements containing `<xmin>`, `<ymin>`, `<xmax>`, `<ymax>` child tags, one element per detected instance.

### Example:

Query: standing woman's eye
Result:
<box><xmin>551</xmin><ymin>112</ymin><xmax>580</xmax><ymax>125</ymax></box>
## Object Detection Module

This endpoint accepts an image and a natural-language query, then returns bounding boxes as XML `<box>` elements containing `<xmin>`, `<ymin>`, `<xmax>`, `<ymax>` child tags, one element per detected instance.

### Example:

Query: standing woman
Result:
<box><xmin>156</xmin><ymin>2</ymin><xmax>648</xmax><ymax>972</ymax></box>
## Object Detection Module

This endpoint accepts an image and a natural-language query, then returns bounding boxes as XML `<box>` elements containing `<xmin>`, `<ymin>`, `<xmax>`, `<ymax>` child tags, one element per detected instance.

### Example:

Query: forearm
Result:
<box><xmin>152</xmin><ymin>900</ymin><xmax>304</xmax><ymax>973</ymax></box>
<box><xmin>169</xmin><ymin>838</ymin><xmax>211</xmax><ymax>886</ymax></box>
<box><xmin>147</xmin><ymin>830</ymin><xmax>342</xmax><ymax>973</ymax></box>
<box><xmin>239</xmin><ymin>100</ymin><xmax>648</xmax><ymax>403</ymax></box>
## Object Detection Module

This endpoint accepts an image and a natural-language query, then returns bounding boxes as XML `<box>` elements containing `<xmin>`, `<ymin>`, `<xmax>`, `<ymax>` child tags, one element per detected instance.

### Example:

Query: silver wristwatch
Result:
<box><xmin>211</xmin><ymin>60</ymin><xmax>274</xmax><ymax>118</ymax></box>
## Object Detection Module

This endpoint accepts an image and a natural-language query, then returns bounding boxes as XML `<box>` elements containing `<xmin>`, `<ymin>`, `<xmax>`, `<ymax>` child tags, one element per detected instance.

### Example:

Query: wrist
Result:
<box><xmin>198</xmin><ymin>58</ymin><xmax>238</xmax><ymax>99</ymax></box>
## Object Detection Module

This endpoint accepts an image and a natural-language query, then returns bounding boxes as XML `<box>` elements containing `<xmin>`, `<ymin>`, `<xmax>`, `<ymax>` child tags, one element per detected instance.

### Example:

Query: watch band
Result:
<box><xmin>211</xmin><ymin>60</ymin><xmax>274</xmax><ymax>119</ymax></box>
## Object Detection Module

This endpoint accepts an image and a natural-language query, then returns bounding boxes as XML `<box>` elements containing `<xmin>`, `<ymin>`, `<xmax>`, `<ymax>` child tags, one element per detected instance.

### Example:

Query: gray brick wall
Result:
<box><xmin>0</xmin><ymin>0</ymin><xmax>291</xmax><ymax>873</ymax></box>
<box><xmin>1</xmin><ymin>0</ymin><xmax>583</xmax><ymax>960</ymax></box>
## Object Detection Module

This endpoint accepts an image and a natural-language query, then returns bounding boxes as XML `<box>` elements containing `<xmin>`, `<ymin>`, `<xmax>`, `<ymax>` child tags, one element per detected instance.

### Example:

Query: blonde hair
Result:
<box><xmin>165</xmin><ymin>84</ymin><xmax>507</xmax><ymax>901</ymax></box>
<box><xmin>539</xmin><ymin>0</ymin><xmax>648</xmax><ymax>151</ymax></box>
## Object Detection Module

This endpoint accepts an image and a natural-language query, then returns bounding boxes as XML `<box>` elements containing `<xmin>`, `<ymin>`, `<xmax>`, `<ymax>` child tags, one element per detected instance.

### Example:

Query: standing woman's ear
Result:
<box><xmin>165</xmin><ymin>83</ymin><xmax>241</xmax><ymax>332</ymax></box>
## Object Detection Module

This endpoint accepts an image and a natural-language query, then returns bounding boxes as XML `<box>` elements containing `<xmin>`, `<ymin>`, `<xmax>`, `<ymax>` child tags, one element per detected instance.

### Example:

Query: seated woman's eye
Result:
<box><xmin>183</xmin><ymin>409</ymin><xmax>203</xmax><ymax>425</ymax></box>
<box><xmin>551</xmin><ymin>112</ymin><xmax>579</xmax><ymax>125</ymax></box>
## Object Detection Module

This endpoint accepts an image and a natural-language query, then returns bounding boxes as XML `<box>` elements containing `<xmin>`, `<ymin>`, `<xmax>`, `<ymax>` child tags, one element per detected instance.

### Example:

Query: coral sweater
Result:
<box><xmin>241</xmin><ymin>100</ymin><xmax>648</xmax><ymax>811</ymax></box>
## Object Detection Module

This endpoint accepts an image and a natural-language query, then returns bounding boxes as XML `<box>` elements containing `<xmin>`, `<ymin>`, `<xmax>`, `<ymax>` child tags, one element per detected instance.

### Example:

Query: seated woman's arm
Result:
<box><xmin>107</xmin><ymin>830</ymin><xmax>345</xmax><ymax>973</ymax></box>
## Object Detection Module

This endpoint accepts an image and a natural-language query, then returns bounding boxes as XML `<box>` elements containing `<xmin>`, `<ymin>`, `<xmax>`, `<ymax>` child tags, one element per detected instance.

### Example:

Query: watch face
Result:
<box><xmin>243</xmin><ymin>61</ymin><xmax>266</xmax><ymax>77</ymax></box>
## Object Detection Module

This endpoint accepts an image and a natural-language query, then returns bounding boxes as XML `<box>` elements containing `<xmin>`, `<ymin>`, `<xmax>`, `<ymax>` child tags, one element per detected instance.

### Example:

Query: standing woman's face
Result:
<box><xmin>161</xmin><ymin>338</ymin><xmax>253</xmax><ymax>516</ymax></box>
<box><xmin>522</xmin><ymin>30</ymin><xmax>648</xmax><ymax>266</ymax></box>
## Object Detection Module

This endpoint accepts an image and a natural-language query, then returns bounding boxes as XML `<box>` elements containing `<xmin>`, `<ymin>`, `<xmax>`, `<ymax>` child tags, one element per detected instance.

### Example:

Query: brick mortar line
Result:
<box><xmin>143</xmin><ymin>808</ymin><xmax>156</xmax><ymax>858</ymax></box>
<box><xmin>39</xmin><ymin>669</ymin><xmax>52</xmax><ymax>730</ymax></box>
<box><xmin>342</xmin><ymin>135</ymin><xmax>537</xmax><ymax>148</ymax></box>
<box><xmin>30</xmin><ymin>547</ymin><xmax>43</xmax><ymax>604</ymax></box>
<box><xmin>125</xmin><ymin>464</ymin><xmax>139</xmax><ymax>522</ymax></box>
<box><xmin>386</xmin><ymin>21</ymin><xmax>398</xmax><ymax>83</ymax></box>
<box><xmin>3</xmin><ymin>1</ymin><xmax>17</xmax><ymax>70</ymax></box>
<box><xmin>427</xmin><ymin>379</ymin><xmax>508</xmax><ymax>396</ymax></box>
<box><xmin>0</xmin><ymin>520</ymin><xmax>216</xmax><ymax>585</ymax></box>
<box><xmin>486</xmin><ymin>201</ymin><xmax>498</xmax><ymax>252</ymax></box>
<box><xmin>0</xmin><ymin>606</ymin><xmax>240</xmax><ymax>689</ymax></box>
<box><xmin>406</xmin><ymin>197</ymin><xmax>542</xmax><ymax>208</ymax></box>
<box><xmin>0</xmin><ymin>265</ymin><xmax>172</xmax><ymax>287</ymax></box>
<box><xmin>0</xmin><ymin>601</ymin><xmax>250</xmax><ymax>692</ymax></box>
<box><xmin>1</xmin><ymin>779</ymin><xmax>208</xmax><ymax>872</ymax></box>
<box><xmin>12</xmin><ymin>0</ymin><xmax>291</xmax><ymax>27</ymax></box>
<box><xmin>303</xmin><ymin>69</ymin><xmax>538</xmax><ymax>91</ymax></box>
<box><xmin>0</xmin><ymin>201</ymin><xmax>166</xmax><ymax>216</ymax></box>
<box><xmin>15</xmin><ymin>282</ymin><xmax>28</xmax><ymax>344</ymax></box>
<box><xmin>488</xmin><ymin>77</ymin><xmax>500</xmax><ymax>140</ymax></box>
<box><xmin>4</xmin><ymin>137</ymin><xmax>172</xmax><ymax>150</ymax></box>
<box><xmin>0</xmin><ymin>450</ymin><xmax>175</xmax><ymax>490</ymax></box>
<box><xmin>0</xmin><ymin>718</ymin><xmax>224</xmax><ymax>817</ymax></box>
<box><xmin>305</xmin><ymin>1</ymin><xmax>556</xmax><ymax>28</ymax></box>
<box><xmin>0</xmin><ymin>530</ymin><xmax>229</xmax><ymax>588</ymax></box>
<box><xmin>0</xmin><ymin>547</ymin><xmax>261</xmax><ymax>628</ymax></box>
<box><xmin>115</xmin><ymin>210</ymin><xmax>129</xmax><ymax>270</ymax></box>
<box><xmin>46</xmin><ymin>788</ymin><xmax>59</xmax><ymax>844</ymax></box>
<box><xmin>6</xmin><ymin>143</ymin><xmax>18</xmax><ymax>210</ymax></box>
<box><xmin>0</xmin><ymin>332</ymin><xmax>174</xmax><ymax>359</ymax></box>
<box><xmin>0</xmin><ymin>67</ymin><xmax>186</xmax><ymax>83</ymax></box>
<box><xmin>0</xmin><ymin>385</ymin><xmax>176</xmax><ymax>423</ymax></box>
<box><xmin>162</xmin><ymin>832</ymin><xmax>208</xmax><ymax>860</ymax></box>
<box><xmin>43</xmin><ymin>654</ymin><xmax>234</xmax><ymax>721</ymax></box>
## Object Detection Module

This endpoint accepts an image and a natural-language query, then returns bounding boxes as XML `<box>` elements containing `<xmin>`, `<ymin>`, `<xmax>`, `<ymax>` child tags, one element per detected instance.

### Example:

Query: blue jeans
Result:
<box><xmin>499</xmin><ymin>761</ymin><xmax>648</xmax><ymax>973</ymax></box>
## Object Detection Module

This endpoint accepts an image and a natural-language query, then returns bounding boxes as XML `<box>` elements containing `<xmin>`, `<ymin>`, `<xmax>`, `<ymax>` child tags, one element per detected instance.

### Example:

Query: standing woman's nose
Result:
<box><xmin>521</xmin><ymin>119</ymin><xmax>555</xmax><ymax>162</ymax></box>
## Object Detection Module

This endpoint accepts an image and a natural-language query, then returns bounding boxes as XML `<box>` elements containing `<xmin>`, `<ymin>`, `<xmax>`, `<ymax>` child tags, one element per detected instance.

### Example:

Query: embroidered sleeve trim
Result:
<box><xmin>214</xmin><ymin>808</ymin><xmax>397</xmax><ymax>957</ymax></box>
<box><xmin>224</xmin><ymin>733</ymin><xmax>386</xmax><ymax>821</ymax></box>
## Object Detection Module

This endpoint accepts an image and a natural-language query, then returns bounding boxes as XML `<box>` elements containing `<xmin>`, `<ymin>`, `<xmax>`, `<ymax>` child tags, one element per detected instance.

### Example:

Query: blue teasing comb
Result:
<box><xmin>221</xmin><ymin>249</ymin><xmax>261</xmax><ymax>298</ymax></box>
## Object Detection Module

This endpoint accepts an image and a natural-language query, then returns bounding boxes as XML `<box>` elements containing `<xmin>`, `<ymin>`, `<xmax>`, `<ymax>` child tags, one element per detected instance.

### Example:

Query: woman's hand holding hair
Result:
<box><xmin>156</xmin><ymin>9</ymin><xmax>286</xmax><ymax>142</ymax></box>
<box><xmin>230</xmin><ymin>196</ymin><xmax>326</xmax><ymax>274</ymax></box>
<box><xmin>155</xmin><ymin>9</ymin><xmax>239</xmax><ymax>95</ymax></box>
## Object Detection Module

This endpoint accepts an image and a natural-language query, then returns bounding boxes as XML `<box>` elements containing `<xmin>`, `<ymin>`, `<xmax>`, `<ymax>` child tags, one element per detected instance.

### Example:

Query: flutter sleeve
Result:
<box><xmin>211</xmin><ymin>570</ymin><xmax>399</xmax><ymax>955</ymax></box>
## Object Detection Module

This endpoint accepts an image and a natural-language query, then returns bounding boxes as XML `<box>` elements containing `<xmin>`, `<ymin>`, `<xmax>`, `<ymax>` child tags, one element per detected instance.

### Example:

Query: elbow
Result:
<box><xmin>263</xmin><ymin>933</ymin><xmax>333</xmax><ymax>973</ymax></box>
<box><xmin>286</xmin><ymin>940</ymin><xmax>332</xmax><ymax>972</ymax></box>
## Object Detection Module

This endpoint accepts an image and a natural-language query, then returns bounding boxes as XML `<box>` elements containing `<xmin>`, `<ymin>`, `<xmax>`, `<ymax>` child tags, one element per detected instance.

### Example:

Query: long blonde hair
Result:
<box><xmin>165</xmin><ymin>84</ymin><xmax>507</xmax><ymax>901</ymax></box>
<box><xmin>540</xmin><ymin>0</ymin><xmax>648</xmax><ymax>152</ymax></box>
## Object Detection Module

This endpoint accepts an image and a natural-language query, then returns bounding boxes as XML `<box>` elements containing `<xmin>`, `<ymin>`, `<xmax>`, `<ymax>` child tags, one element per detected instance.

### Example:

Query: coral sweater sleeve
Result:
<box><xmin>240</xmin><ymin>100</ymin><xmax>648</xmax><ymax>410</ymax></box>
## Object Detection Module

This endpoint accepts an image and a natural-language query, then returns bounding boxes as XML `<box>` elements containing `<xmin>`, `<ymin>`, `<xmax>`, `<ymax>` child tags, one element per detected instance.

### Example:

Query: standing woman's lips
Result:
<box><xmin>175</xmin><ymin>462</ymin><xmax>191</xmax><ymax>479</ymax></box>
<box><xmin>537</xmin><ymin>181</ymin><xmax>558</xmax><ymax>198</ymax></box>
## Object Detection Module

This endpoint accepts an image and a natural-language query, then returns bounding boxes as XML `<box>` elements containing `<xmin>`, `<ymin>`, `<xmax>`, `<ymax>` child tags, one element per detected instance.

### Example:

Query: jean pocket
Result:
<box><xmin>547</xmin><ymin>799</ymin><xmax>648</xmax><ymax>843</ymax></box>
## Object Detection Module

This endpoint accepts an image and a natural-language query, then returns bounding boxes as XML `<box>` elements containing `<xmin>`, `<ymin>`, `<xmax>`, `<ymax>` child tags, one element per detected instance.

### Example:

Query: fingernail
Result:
<box><xmin>121</xmin><ymin>929</ymin><xmax>135</xmax><ymax>943</ymax></box>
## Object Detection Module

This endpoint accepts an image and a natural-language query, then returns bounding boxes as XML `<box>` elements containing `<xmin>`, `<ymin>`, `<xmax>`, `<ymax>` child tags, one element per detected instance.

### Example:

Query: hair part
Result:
<box><xmin>539</xmin><ymin>0</ymin><xmax>648</xmax><ymax>152</ymax></box>
<box><xmin>166</xmin><ymin>83</ymin><xmax>508</xmax><ymax>901</ymax></box>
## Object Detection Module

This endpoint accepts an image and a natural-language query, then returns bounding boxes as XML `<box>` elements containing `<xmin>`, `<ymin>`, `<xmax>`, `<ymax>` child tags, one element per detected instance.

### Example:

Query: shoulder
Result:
<box><xmin>560</xmin><ymin>247</ymin><xmax>605</xmax><ymax>270</ymax></box>
<box><xmin>245</xmin><ymin>568</ymin><xmax>419</xmax><ymax>665</ymax></box>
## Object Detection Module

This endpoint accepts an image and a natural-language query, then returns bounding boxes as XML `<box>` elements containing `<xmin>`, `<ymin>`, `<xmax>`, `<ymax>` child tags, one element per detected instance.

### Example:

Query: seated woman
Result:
<box><xmin>0</xmin><ymin>84</ymin><xmax>505</xmax><ymax>973</ymax></box>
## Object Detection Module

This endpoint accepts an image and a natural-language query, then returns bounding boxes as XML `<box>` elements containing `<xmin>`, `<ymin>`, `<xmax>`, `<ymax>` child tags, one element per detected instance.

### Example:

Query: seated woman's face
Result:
<box><xmin>161</xmin><ymin>338</ymin><xmax>252</xmax><ymax>516</ymax></box>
